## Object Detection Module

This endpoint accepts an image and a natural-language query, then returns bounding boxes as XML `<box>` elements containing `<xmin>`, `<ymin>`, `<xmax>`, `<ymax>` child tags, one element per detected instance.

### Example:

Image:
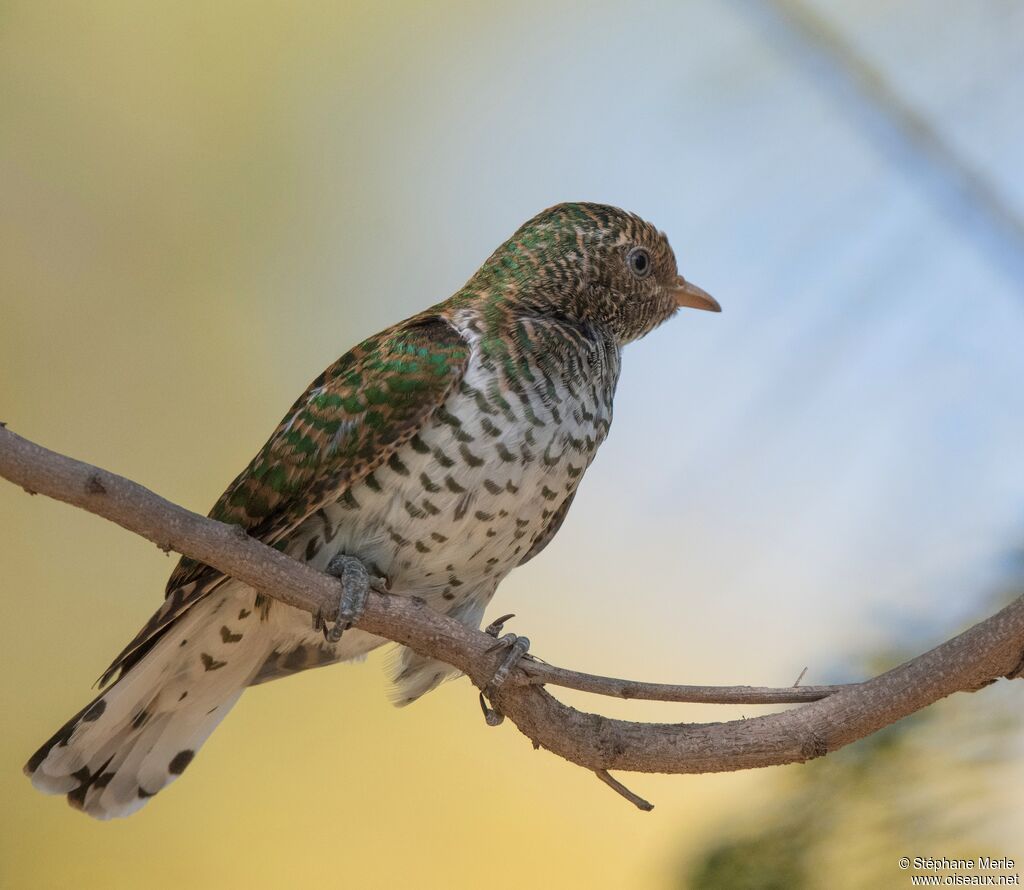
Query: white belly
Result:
<box><xmin>298</xmin><ymin>352</ymin><xmax>608</xmax><ymax>607</ymax></box>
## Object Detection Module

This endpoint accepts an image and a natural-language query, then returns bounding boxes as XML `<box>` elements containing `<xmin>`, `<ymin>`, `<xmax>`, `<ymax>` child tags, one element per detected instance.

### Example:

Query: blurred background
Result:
<box><xmin>2</xmin><ymin>1</ymin><xmax>1023</xmax><ymax>887</ymax></box>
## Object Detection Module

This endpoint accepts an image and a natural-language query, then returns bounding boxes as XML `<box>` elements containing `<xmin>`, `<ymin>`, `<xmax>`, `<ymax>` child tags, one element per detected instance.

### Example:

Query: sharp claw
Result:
<box><xmin>485</xmin><ymin>613</ymin><xmax>516</xmax><ymax>638</ymax></box>
<box><xmin>479</xmin><ymin>691</ymin><xmax>505</xmax><ymax>726</ymax></box>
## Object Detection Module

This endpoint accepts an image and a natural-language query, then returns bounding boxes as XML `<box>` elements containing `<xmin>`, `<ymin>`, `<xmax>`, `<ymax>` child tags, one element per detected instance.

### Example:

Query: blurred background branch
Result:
<box><xmin>745</xmin><ymin>0</ymin><xmax>1024</xmax><ymax>289</ymax></box>
<box><xmin>685</xmin><ymin>586</ymin><xmax>1024</xmax><ymax>889</ymax></box>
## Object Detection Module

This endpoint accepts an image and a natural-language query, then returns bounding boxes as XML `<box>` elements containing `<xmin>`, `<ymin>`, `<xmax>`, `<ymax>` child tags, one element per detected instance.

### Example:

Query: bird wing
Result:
<box><xmin>101</xmin><ymin>312</ymin><xmax>470</xmax><ymax>683</ymax></box>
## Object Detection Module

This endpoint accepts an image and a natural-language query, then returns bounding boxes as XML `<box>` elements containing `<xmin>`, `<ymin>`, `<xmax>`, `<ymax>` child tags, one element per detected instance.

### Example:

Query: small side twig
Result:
<box><xmin>594</xmin><ymin>769</ymin><xmax>654</xmax><ymax>812</ymax></box>
<box><xmin>517</xmin><ymin>661</ymin><xmax>844</xmax><ymax>704</ymax></box>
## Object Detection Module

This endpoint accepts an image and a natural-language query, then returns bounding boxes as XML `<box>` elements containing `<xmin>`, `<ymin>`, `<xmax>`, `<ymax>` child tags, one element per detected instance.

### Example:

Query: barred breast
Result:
<box><xmin>258</xmin><ymin>312</ymin><xmax>621</xmax><ymax>686</ymax></box>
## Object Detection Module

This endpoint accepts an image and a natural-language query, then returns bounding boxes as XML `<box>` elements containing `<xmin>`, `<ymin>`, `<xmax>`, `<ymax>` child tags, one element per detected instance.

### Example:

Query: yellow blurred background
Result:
<box><xmin>3</xmin><ymin>2</ymin><xmax>1024</xmax><ymax>888</ymax></box>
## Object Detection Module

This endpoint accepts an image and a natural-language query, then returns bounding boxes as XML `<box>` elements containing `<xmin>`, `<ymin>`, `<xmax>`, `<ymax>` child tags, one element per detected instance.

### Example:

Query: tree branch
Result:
<box><xmin>516</xmin><ymin>661</ymin><xmax>843</xmax><ymax>704</ymax></box>
<box><xmin>2</xmin><ymin>425</ymin><xmax>1022</xmax><ymax>807</ymax></box>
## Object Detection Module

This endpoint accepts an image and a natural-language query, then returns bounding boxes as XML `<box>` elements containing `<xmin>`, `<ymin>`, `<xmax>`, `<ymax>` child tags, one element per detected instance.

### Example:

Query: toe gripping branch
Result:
<box><xmin>479</xmin><ymin>613</ymin><xmax>531</xmax><ymax>727</ymax></box>
<box><xmin>317</xmin><ymin>554</ymin><xmax>389</xmax><ymax>644</ymax></box>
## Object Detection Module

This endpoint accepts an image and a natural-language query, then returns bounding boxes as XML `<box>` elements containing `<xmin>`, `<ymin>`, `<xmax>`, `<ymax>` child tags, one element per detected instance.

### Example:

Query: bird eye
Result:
<box><xmin>626</xmin><ymin>247</ymin><xmax>652</xmax><ymax>279</ymax></box>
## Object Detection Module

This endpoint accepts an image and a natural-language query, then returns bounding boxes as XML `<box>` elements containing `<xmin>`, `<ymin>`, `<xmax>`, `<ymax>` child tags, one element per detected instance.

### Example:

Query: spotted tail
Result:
<box><xmin>25</xmin><ymin>586</ymin><xmax>271</xmax><ymax>819</ymax></box>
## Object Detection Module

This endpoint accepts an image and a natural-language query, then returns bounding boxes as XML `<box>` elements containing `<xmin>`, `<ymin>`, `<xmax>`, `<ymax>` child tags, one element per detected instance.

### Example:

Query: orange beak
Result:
<box><xmin>674</xmin><ymin>276</ymin><xmax>721</xmax><ymax>312</ymax></box>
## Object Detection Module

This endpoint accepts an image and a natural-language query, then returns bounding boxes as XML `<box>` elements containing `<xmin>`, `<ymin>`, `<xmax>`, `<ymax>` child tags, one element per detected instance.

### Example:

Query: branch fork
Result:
<box><xmin>2</xmin><ymin>425</ymin><xmax>1022</xmax><ymax>810</ymax></box>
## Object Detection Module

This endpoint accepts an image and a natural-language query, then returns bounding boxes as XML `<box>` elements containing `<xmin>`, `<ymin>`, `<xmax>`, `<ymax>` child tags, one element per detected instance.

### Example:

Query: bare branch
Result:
<box><xmin>516</xmin><ymin>661</ymin><xmax>844</xmax><ymax>704</ymax></box>
<box><xmin>594</xmin><ymin>770</ymin><xmax>654</xmax><ymax>812</ymax></box>
<box><xmin>2</xmin><ymin>425</ymin><xmax>1023</xmax><ymax>804</ymax></box>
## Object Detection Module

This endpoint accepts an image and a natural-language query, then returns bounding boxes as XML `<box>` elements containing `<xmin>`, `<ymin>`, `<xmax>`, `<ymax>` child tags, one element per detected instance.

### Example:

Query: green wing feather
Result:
<box><xmin>102</xmin><ymin>312</ymin><xmax>469</xmax><ymax>683</ymax></box>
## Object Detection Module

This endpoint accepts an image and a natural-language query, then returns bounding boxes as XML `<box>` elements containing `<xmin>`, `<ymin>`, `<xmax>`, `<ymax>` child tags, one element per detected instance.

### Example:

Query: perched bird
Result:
<box><xmin>26</xmin><ymin>202</ymin><xmax>719</xmax><ymax>818</ymax></box>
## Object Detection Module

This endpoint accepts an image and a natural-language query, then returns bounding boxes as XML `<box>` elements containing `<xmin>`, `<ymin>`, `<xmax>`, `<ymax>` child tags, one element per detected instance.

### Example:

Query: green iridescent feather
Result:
<box><xmin>102</xmin><ymin>313</ymin><xmax>469</xmax><ymax>682</ymax></box>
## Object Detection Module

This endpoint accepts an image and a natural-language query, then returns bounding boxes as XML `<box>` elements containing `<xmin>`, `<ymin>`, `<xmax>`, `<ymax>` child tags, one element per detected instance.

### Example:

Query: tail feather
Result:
<box><xmin>26</xmin><ymin>586</ymin><xmax>269</xmax><ymax>819</ymax></box>
<box><xmin>384</xmin><ymin>594</ymin><xmax>489</xmax><ymax>706</ymax></box>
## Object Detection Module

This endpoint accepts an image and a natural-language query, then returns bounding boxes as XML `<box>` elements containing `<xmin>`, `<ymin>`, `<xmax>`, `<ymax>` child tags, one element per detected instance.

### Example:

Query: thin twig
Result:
<box><xmin>518</xmin><ymin>661</ymin><xmax>843</xmax><ymax>704</ymax></box>
<box><xmin>594</xmin><ymin>770</ymin><xmax>654</xmax><ymax>811</ymax></box>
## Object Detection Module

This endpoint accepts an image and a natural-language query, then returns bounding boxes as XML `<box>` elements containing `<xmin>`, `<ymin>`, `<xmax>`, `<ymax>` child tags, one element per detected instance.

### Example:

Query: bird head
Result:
<box><xmin>475</xmin><ymin>202</ymin><xmax>719</xmax><ymax>345</ymax></box>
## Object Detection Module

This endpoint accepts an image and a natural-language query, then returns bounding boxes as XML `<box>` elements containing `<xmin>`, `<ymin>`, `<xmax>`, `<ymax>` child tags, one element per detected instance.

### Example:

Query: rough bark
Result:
<box><xmin>2</xmin><ymin>425</ymin><xmax>1021</xmax><ymax>808</ymax></box>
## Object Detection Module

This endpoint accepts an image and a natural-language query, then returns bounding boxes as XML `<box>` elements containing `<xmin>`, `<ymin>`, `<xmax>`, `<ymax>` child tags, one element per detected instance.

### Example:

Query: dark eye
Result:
<box><xmin>627</xmin><ymin>247</ymin><xmax>652</xmax><ymax>279</ymax></box>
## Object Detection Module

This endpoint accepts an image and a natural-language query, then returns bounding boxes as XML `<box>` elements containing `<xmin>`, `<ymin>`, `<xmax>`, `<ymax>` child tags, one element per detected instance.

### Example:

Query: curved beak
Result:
<box><xmin>674</xmin><ymin>276</ymin><xmax>721</xmax><ymax>312</ymax></box>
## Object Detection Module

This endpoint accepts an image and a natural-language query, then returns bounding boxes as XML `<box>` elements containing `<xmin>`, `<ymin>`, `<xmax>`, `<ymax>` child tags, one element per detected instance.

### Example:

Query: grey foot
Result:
<box><xmin>316</xmin><ymin>554</ymin><xmax>387</xmax><ymax>644</ymax></box>
<box><xmin>478</xmin><ymin>614</ymin><xmax>530</xmax><ymax>727</ymax></box>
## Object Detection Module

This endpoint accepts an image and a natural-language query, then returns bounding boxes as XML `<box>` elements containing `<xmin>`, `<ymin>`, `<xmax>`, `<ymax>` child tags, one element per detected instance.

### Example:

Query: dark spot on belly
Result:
<box><xmin>459</xmin><ymin>444</ymin><xmax>484</xmax><ymax>466</ymax></box>
<box><xmin>422</xmin><ymin>498</ymin><xmax>441</xmax><ymax>516</ymax></box>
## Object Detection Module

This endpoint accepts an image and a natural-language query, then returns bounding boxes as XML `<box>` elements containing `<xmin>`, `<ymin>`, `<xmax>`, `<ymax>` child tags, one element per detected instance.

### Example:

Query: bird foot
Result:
<box><xmin>315</xmin><ymin>554</ymin><xmax>388</xmax><ymax>644</ymax></box>
<box><xmin>478</xmin><ymin>614</ymin><xmax>530</xmax><ymax>726</ymax></box>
